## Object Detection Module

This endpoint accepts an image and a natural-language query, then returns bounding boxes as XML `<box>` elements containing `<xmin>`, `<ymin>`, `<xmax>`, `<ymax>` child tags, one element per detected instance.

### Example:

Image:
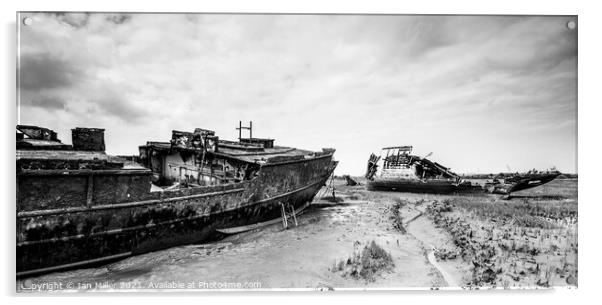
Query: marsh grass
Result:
<box><xmin>448</xmin><ymin>197</ymin><xmax>577</xmax><ymax>228</ymax></box>
<box><xmin>331</xmin><ymin>240</ymin><xmax>395</xmax><ymax>282</ymax></box>
<box><xmin>425</xmin><ymin>183</ymin><xmax>578</xmax><ymax>287</ymax></box>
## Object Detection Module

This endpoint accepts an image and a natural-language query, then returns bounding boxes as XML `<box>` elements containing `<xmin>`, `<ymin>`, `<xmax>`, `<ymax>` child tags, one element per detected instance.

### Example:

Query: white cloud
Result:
<box><xmin>18</xmin><ymin>13</ymin><xmax>577</xmax><ymax>174</ymax></box>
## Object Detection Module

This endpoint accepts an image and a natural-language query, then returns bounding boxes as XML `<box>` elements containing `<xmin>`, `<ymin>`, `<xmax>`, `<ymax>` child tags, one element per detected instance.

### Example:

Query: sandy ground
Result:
<box><xmin>18</xmin><ymin>178</ymin><xmax>577</xmax><ymax>291</ymax></box>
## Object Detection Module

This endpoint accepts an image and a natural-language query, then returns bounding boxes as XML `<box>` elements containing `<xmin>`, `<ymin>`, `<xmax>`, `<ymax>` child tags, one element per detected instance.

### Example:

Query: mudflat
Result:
<box><xmin>19</xmin><ymin>178</ymin><xmax>577</xmax><ymax>290</ymax></box>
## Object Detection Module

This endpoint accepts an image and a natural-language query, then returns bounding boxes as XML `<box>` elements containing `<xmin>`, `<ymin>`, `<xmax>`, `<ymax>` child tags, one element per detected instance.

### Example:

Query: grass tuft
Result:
<box><xmin>331</xmin><ymin>240</ymin><xmax>395</xmax><ymax>282</ymax></box>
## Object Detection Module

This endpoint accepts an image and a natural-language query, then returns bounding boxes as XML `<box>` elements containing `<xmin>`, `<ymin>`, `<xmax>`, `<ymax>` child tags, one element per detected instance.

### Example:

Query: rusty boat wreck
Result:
<box><xmin>483</xmin><ymin>170</ymin><xmax>561</xmax><ymax>195</ymax></box>
<box><xmin>364</xmin><ymin>145</ymin><xmax>560</xmax><ymax>195</ymax></box>
<box><xmin>16</xmin><ymin>124</ymin><xmax>337</xmax><ymax>277</ymax></box>
<box><xmin>365</xmin><ymin>146</ymin><xmax>481</xmax><ymax>194</ymax></box>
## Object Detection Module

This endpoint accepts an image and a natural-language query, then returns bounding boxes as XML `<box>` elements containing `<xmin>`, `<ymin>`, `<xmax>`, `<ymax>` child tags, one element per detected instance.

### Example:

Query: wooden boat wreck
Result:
<box><xmin>365</xmin><ymin>146</ymin><xmax>560</xmax><ymax>196</ymax></box>
<box><xmin>16</xmin><ymin>124</ymin><xmax>337</xmax><ymax>277</ymax></box>
<box><xmin>483</xmin><ymin>170</ymin><xmax>561</xmax><ymax>195</ymax></box>
<box><xmin>365</xmin><ymin>146</ymin><xmax>480</xmax><ymax>194</ymax></box>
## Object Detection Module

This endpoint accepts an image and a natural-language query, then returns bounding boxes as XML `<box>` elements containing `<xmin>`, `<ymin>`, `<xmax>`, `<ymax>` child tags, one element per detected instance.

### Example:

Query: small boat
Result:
<box><xmin>16</xmin><ymin>123</ymin><xmax>337</xmax><ymax>277</ymax></box>
<box><xmin>365</xmin><ymin>146</ymin><xmax>480</xmax><ymax>194</ymax></box>
<box><xmin>483</xmin><ymin>170</ymin><xmax>561</xmax><ymax>195</ymax></box>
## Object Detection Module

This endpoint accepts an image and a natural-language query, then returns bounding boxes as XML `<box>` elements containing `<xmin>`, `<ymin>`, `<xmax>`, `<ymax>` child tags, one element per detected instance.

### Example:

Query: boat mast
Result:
<box><xmin>237</xmin><ymin>121</ymin><xmax>253</xmax><ymax>140</ymax></box>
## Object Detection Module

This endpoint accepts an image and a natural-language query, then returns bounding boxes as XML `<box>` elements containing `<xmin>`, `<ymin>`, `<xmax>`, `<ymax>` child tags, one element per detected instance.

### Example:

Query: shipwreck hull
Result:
<box><xmin>488</xmin><ymin>173</ymin><xmax>561</xmax><ymax>195</ymax></box>
<box><xmin>366</xmin><ymin>179</ymin><xmax>482</xmax><ymax>194</ymax></box>
<box><xmin>17</xmin><ymin>154</ymin><xmax>336</xmax><ymax>277</ymax></box>
<box><xmin>509</xmin><ymin>174</ymin><xmax>559</xmax><ymax>193</ymax></box>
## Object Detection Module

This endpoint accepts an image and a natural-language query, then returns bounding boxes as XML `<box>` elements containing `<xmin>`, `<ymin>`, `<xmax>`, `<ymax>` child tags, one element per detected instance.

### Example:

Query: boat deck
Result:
<box><xmin>144</xmin><ymin>141</ymin><xmax>315</xmax><ymax>164</ymax></box>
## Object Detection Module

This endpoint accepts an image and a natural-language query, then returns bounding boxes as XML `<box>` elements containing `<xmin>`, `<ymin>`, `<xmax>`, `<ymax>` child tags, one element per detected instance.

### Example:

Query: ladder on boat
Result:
<box><xmin>280</xmin><ymin>203</ymin><xmax>298</xmax><ymax>229</ymax></box>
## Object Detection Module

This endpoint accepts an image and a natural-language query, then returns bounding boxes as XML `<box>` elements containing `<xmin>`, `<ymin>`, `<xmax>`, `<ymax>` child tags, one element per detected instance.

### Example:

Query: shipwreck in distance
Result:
<box><xmin>16</xmin><ymin>122</ymin><xmax>337</xmax><ymax>277</ymax></box>
<box><xmin>365</xmin><ymin>146</ymin><xmax>560</xmax><ymax>195</ymax></box>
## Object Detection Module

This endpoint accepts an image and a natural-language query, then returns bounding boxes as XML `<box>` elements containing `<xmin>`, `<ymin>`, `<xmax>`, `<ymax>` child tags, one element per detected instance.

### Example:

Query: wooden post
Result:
<box><xmin>199</xmin><ymin>150</ymin><xmax>206</xmax><ymax>185</ymax></box>
<box><xmin>210</xmin><ymin>159</ymin><xmax>214</xmax><ymax>185</ymax></box>
<box><xmin>280</xmin><ymin>203</ymin><xmax>288</xmax><ymax>229</ymax></box>
<box><xmin>290</xmin><ymin>205</ymin><xmax>298</xmax><ymax>227</ymax></box>
<box><xmin>385</xmin><ymin>149</ymin><xmax>390</xmax><ymax>168</ymax></box>
<box><xmin>222</xmin><ymin>159</ymin><xmax>227</xmax><ymax>182</ymax></box>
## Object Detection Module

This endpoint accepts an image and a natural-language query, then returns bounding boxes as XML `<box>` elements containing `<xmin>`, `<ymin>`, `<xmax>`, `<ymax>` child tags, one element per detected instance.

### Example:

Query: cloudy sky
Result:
<box><xmin>17</xmin><ymin>13</ymin><xmax>577</xmax><ymax>175</ymax></box>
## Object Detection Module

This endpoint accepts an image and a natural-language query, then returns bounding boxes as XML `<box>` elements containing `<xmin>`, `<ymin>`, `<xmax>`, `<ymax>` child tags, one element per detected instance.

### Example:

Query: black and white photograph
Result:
<box><xmin>14</xmin><ymin>10</ymin><xmax>578</xmax><ymax>292</ymax></box>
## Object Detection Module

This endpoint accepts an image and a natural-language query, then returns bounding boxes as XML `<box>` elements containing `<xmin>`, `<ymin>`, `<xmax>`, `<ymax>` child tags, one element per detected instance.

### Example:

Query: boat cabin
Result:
<box><xmin>138</xmin><ymin>122</ymin><xmax>316</xmax><ymax>188</ymax></box>
<box><xmin>366</xmin><ymin>145</ymin><xmax>460</xmax><ymax>181</ymax></box>
<box><xmin>16</xmin><ymin>125</ymin><xmax>153</xmax><ymax>209</ymax></box>
<box><xmin>381</xmin><ymin>146</ymin><xmax>413</xmax><ymax>169</ymax></box>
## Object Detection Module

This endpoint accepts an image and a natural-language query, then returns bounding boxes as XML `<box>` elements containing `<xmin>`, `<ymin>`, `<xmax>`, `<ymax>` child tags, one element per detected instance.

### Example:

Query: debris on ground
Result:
<box><xmin>343</xmin><ymin>175</ymin><xmax>360</xmax><ymax>186</ymax></box>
